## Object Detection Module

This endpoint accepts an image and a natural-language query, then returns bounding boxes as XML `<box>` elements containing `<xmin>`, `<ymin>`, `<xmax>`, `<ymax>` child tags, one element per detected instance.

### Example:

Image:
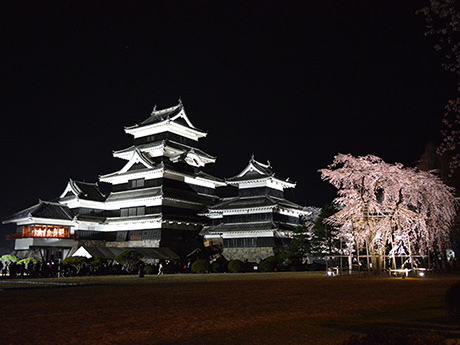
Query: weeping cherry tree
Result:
<box><xmin>319</xmin><ymin>153</ymin><xmax>457</xmax><ymax>271</ymax></box>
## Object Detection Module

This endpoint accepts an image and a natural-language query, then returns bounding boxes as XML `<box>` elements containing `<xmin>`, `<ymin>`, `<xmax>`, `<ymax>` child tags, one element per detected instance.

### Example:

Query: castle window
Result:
<box><xmin>121</xmin><ymin>206</ymin><xmax>146</xmax><ymax>217</ymax></box>
<box><xmin>129</xmin><ymin>178</ymin><xmax>145</xmax><ymax>189</ymax></box>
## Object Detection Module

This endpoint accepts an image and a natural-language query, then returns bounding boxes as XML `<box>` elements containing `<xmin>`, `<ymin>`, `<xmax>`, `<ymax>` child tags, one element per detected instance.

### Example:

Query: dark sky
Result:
<box><xmin>0</xmin><ymin>1</ymin><xmax>457</xmax><ymax>243</ymax></box>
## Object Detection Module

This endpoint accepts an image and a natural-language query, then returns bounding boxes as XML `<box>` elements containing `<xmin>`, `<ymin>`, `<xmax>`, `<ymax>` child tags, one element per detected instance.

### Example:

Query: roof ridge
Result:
<box><xmin>150</xmin><ymin>101</ymin><xmax>182</xmax><ymax>116</ymax></box>
<box><xmin>73</xmin><ymin>180</ymin><xmax>98</xmax><ymax>186</ymax></box>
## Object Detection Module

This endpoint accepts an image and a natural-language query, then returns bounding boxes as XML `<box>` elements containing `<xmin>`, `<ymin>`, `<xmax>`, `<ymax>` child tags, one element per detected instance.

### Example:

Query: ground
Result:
<box><xmin>1</xmin><ymin>272</ymin><xmax>459</xmax><ymax>345</ymax></box>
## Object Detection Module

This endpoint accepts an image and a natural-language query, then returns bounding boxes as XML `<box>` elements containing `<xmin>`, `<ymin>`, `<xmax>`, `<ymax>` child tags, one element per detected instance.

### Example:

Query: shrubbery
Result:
<box><xmin>1</xmin><ymin>254</ymin><xmax>18</xmax><ymax>264</ymax></box>
<box><xmin>228</xmin><ymin>259</ymin><xmax>245</xmax><ymax>273</ymax></box>
<box><xmin>18</xmin><ymin>258</ymin><xmax>39</xmax><ymax>266</ymax></box>
<box><xmin>143</xmin><ymin>265</ymin><xmax>156</xmax><ymax>275</ymax></box>
<box><xmin>88</xmin><ymin>257</ymin><xmax>108</xmax><ymax>275</ymax></box>
<box><xmin>211</xmin><ymin>262</ymin><xmax>221</xmax><ymax>273</ymax></box>
<box><xmin>114</xmin><ymin>250</ymin><xmax>143</xmax><ymax>273</ymax></box>
<box><xmin>210</xmin><ymin>256</ymin><xmax>228</xmax><ymax>273</ymax></box>
<box><xmin>258</xmin><ymin>261</ymin><xmax>275</xmax><ymax>272</ymax></box>
<box><xmin>62</xmin><ymin>256</ymin><xmax>88</xmax><ymax>275</ymax></box>
<box><xmin>191</xmin><ymin>259</ymin><xmax>210</xmax><ymax>273</ymax></box>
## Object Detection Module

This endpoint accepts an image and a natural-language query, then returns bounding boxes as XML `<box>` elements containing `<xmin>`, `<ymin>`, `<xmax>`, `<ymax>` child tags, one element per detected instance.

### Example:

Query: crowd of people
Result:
<box><xmin>0</xmin><ymin>257</ymin><xmax>193</xmax><ymax>278</ymax></box>
<box><xmin>0</xmin><ymin>259</ymin><xmax>61</xmax><ymax>278</ymax></box>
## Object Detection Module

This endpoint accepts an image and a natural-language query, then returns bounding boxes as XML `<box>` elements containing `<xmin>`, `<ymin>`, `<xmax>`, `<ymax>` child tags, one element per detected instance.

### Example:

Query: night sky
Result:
<box><xmin>0</xmin><ymin>1</ymin><xmax>456</xmax><ymax>246</ymax></box>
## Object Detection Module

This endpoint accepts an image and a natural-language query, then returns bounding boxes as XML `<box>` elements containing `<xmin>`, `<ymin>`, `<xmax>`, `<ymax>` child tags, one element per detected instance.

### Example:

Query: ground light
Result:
<box><xmin>416</xmin><ymin>268</ymin><xmax>427</xmax><ymax>277</ymax></box>
<box><xmin>327</xmin><ymin>267</ymin><xmax>339</xmax><ymax>277</ymax></box>
<box><xmin>389</xmin><ymin>267</ymin><xmax>427</xmax><ymax>278</ymax></box>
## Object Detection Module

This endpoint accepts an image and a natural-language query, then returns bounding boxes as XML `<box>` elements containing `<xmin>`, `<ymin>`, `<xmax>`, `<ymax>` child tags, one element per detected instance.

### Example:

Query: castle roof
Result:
<box><xmin>105</xmin><ymin>186</ymin><xmax>163</xmax><ymax>203</ymax></box>
<box><xmin>226</xmin><ymin>155</ymin><xmax>296</xmax><ymax>188</ymax></box>
<box><xmin>60</xmin><ymin>179</ymin><xmax>106</xmax><ymax>201</ymax></box>
<box><xmin>203</xmin><ymin>195</ymin><xmax>305</xmax><ymax>212</ymax></box>
<box><xmin>113</xmin><ymin>140</ymin><xmax>217</xmax><ymax>166</ymax></box>
<box><xmin>227</xmin><ymin>156</ymin><xmax>272</xmax><ymax>182</ymax></box>
<box><xmin>100</xmin><ymin>150</ymin><xmax>224</xmax><ymax>187</ymax></box>
<box><xmin>201</xmin><ymin>221</ymin><xmax>278</xmax><ymax>235</ymax></box>
<box><xmin>137</xmin><ymin>103</ymin><xmax>184</xmax><ymax>127</ymax></box>
<box><xmin>3</xmin><ymin>201</ymin><xmax>74</xmax><ymax>224</ymax></box>
<box><xmin>162</xmin><ymin>159</ymin><xmax>224</xmax><ymax>183</ymax></box>
<box><xmin>124</xmin><ymin>101</ymin><xmax>207</xmax><ymax>139</ymax></box>
<box><xmin>99</xmin><ymin>150</ymin><xmax>160</xmax><ymax>181</ymax></box>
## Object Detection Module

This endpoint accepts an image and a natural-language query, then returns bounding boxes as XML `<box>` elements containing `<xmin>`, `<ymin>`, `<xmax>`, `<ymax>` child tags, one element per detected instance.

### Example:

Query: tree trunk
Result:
<box><xmin>440</xmin><ymin>246</ymin><xmax>448</xmax><ymax>272</ymax></box>
<box><xmin>407</xmin><ymin>239</ymin><xmax>414</xmax><ymax>270</ymax></box>
<box><xmin>355</xmin><ymin>236</ymin><xmax>361</xmax><ymax>275</ymax></box>
<box><xmin>390</xmin><ymin>235</ymin><xmax>397</xmax><ymax>270</ymax></box>
<box><xmin>365</xmin><ymin>238</ymin><xmax>371</xmax><ymax>273</ymax></box>
<box><xmin>339</xmin><ymin>237</ymin><xmax>343</xmax><ymax>274</ymax></box>
<box><xmin>383</xmin><ymin>233</ymin><xmax>387</xmax><ymax>272</ymax></box>
<box><xmin>348</xmin><ymin>254</ymin><xmax>353</xmax><ymax>275</ymax></box>
<box><xmin>370</xmin><ymin>252</ymin><xmax>384</xmax><ymax>272</ymax></box>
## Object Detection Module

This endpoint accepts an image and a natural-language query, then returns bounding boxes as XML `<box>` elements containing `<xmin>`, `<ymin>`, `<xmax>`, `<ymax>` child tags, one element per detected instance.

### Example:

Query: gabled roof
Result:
<box><xmin>60</xmin><ymin>179</ymin><xmax>106</xmax><ymax>201</ymax></box>
<box><xmin>113</xmin><ymin>142</ymin><xmax>164</xmax><ymax>159</ymax></box>
<box><xmin>120</xmin><ymin>149</ymin><xmax>157</xmax><ymax>172</ymax></box>
<box><xmin>169</xmin><ymin>148</ymin><xmax>209</xmax><ymax>167</ymax></box>
<box><xmin>226</xmin><ymin>155</ymin><xmax>296</xmax><ymax>188</ymax></box>
<box><xmin>3</xmin><ymin>201</ymin><xmax>74</xmax><ymax>224</ymax></box>
<box><xmin>124</xmin><ymin>100</ymin><xmax>207</xmax><ymax>135</ymax></box>
<box><xmin>167</xmin><ymin>141</ymin><xmax>216</xmax><ymax>162</ymax></box>
<box><xmin>100</xmin><ymin>149</ymin><xmax>161</xmax><ymax>181</ymax></box>
<box><xmin>227</xmin><ymin>155</ymin><xmax>273</xmax><ymax>181</ymax></box>
<box><xmin>113</xmin><ymin>140</ymin><xmax>217</xmax><ymax>165</ymax></box>
<box><xmin>137</xmin><ymin>103</ymin><xmax>183</xmax><ymax>127</ymax></box>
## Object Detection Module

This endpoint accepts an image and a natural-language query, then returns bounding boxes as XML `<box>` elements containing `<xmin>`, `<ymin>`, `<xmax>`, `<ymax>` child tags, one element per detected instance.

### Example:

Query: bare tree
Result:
<box><xmin>419</xmin><ymin>0</ymin><xmax>460</xmax><ymax>175</ymax></box>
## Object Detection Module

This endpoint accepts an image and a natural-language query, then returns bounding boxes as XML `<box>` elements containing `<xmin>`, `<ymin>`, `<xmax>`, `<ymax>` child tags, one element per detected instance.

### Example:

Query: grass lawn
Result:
<box><xmin>1</xmin><ymin>272</ymin><xmax>459</xmax><ymax>345</ymax></box>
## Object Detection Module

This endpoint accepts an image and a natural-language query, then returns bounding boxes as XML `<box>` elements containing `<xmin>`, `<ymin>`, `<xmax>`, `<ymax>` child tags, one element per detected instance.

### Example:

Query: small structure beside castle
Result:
<box><xmin>3</xmin><ymin>101</ymin><xmax>312</xmax><ymax>262</ymax></box>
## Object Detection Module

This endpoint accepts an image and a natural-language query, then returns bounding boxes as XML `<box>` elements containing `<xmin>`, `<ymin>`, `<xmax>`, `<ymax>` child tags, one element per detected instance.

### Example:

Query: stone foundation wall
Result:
<box><xmin>223</xmin><ymin>247</ymin><xmax>274</xmax><ymax>262</ymax></box>
<box><xmin>11</xmin><ymin>249</ymin><xmax>43</xmax><ymax>260</ymax></box>
<box><xmin>74</xmin><ymin>239</ymin><xmax>161</xmax><ymax>250</ymax></box>
<box><xmin>105</xmin><ymin>240</ymin><xmax>161</xmax><ymax>248</ymax></box>
<box><xmin>68</xmin><ymin>239</ymin><xmax>162</xmax><ymax>258</ymax></box>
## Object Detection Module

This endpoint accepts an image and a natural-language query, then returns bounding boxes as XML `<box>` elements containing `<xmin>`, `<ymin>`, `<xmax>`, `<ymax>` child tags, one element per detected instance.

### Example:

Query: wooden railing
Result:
<box><xmin>6</xmin><ymin>233</ymin><xmax>78</xmax><ymax>240</ymax></box>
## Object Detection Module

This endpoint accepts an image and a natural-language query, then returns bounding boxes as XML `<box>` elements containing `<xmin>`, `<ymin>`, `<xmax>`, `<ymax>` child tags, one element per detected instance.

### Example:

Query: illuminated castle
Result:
<box><xmin>3</xmin><ymin>101</ymin><xmax>310</xmax><ymax>262</ymax></box>
<box><xmin>200</xmin><ymin>156</ymin><xmax>310</xmax><ymax>261</ymax></box>
<box><xmin>4</xmin><ymin>101</ymin><xmax>224</xmax><ymax>260</ymax></box>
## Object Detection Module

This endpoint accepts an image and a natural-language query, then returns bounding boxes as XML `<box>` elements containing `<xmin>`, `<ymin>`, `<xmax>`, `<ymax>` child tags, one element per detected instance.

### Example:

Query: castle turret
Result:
<box><xmin>200</xmin><ymin>156</ymin><xmax>311</xmax><ymax>262</ymax></box>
